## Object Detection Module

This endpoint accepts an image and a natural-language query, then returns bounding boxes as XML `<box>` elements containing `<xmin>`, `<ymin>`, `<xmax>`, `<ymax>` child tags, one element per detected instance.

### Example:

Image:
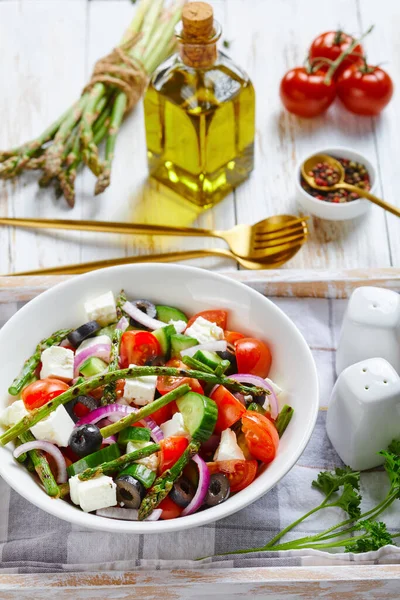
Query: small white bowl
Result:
<box><xmin>295</xmin><ymin>146</ymin><xmax>377</xmax><ymax>221</ymax></box>
<box><xmin>0</xmin><ymin>264</ymin><xmax>319</xmax><ymax>534</ymax></box>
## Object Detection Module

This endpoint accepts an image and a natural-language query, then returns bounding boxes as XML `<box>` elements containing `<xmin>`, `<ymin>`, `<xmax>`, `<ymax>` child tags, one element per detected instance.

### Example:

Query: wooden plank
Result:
<box><xmin>0</xmin><ymin>0</ymin><xmax>87</xmax><ymax>274</ymax></box>
<box><xmin>230</xmin><ymin>0</ymin><xmax>391</xmax><ymax>270</ymax></box>
<box><xmin>0</xmin><ymin>268</ymin><xmax>399</xmax><ymax>303</ymax></box>
<box><xmin>0</xmin><ymin>566</ymin><xmax>399</xmax><ymax>599</ymax></box>
<box><xmin>356</xmin><ymin>0</ymin><xmax>400</xmax><ymax>266</ymax></box>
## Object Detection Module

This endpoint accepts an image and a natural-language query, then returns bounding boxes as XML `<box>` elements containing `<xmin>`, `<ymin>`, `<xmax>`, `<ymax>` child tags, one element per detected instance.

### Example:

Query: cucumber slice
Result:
<box><xmin>193</xmin><ymin>350</ymin><xmax>223</xmax><ymax>370</ymax></box>
<box><xmin>177</xmin><ymin>392</ymin><xmax>218</xmax><ymax>442</ymax></box>
<box><xmin>247</xmin><ymin>402</ymin><xmax>265</xmax><ymax>415</ymax></box>
<box><xmin>156</xmin><ymin>305</ymin><xmax>188</xmax><ymax>324</ymax></box>
<box><xmin>67</xmin><ymin>443</ymin><xmax>121</xmax><ymax>476</ymax></box>
<box><xmin>117</xmin><ymin>427</ymin><xmax>151</xmax><ymax>446</ymax></box>
<box><xmin>170</xmin><ymin>334</ymin><xmax>198</xmax><ymax>359</ymax></box>
<box><xmin>95</xmin><ymin>324</ymin><xmax>117</xmax><ymax>339</ymax></box>
<box><xmin>119</xmin><ymin>463</ymin><xmax>156</xmax><ymax>488</ymax></box>
<box><xmin>79</xmin><ymin>357</ymin><xmax>108</xmax><ymax>377</ymax></box>
<box><xmin>152</xmin><ymin>324</ymin><xmax>176</xmax><ymax>358</ymax></box>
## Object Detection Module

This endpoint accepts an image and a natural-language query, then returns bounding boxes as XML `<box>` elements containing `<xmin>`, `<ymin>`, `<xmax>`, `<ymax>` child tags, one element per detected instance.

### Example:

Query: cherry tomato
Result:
<box><xmin>235</xmin><ymin>337</ymin><xmax>272</xmax><ymax>378</ymax></box>
<box><xmin>22</xmin><ymin>378</ymin><xmax>69</xmax><ymax>410</ymax></box>
<box><xmin>159</xmin><ymin>496</ymin><xmax>183</xmax><ymax>519</ymax></box>
<box><xmin>242</xmin><ymin>411</ymin><xmax>279</xmax><ymax>464</ymax></box>
<box><xmin>207</xmin><ymin>459</ymin><xmax>258</xmax><ymax>493</ymax></box>
<box><xmin>150</xmin><ymin>402</ymin><xmax>176</xmax><ymax>426</ymax></box>
<box><xmin>336</xmin><ymin>64</ymin><xmax>394</xmax><ymax>116</ymax></box>
<box><xmin>186</xmin><ymin>309</ymin><xmax>228</xmax><ymax>330</ymax></box>
<box><xmin>120</xmin><ymin>330</ymin><xmax>161</xmax><ymax>368</ymax></box>
<box><xmin>224</xmin><ymin>330</ymin><xmax>245</xmax><ymax>345</ymax></box>
<box><xmin>157</xmin><ymin>358</ymin><xmax>204</xmax><ymax>396</ymax></box>
<box><xmin>280</xmin><ymin>67</ymin><xmax>336</xmax><ymax>118</ymax></box>
<box><xmin>89</xmin><ymin>379</ymin><xmax>125</xmax><ymax>402</ymax></box>
<box><xmin>309</xmin><ymin>30</ymin><xmax>364</xmax><ymax>78</ymax></box>
<box><xmin>210</xmin><ymin>385</ymin><xmax>246</xmax><ymax>433</ymax></box>
<box><xmin>159</xmin><ymin>436</ymin><xmax>189</xmax><ymax>473</ymax></box>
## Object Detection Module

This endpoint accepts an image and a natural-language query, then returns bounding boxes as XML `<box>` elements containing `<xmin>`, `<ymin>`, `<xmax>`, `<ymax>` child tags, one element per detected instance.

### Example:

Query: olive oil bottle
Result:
<box><xmin>144</xmin><ymin>1</ymin><xmax>255</xmax><ymax>208</ymax></box>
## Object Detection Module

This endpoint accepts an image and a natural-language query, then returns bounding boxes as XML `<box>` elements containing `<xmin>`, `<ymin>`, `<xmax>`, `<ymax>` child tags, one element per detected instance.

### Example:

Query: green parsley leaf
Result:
<box><xmin>333</xmin><ymin>482</ymin><xmax>361</xmax><ymax>519</ymax></box>
<box><xmin>388</xmin><ymin>439</ymin><xmax>400</xmax><ymax>456</ymax></box>
<box><xmin>379</xmin><ymin>449</ymin><xmax>400</xmax><ymax>494</ymax></box>
<box><xmin>223</xmin><ymin>40</ymin><xmax>231</xmax><ymax>49</ymax></box>
<box><xmin>312</xmin><ymin>466</ymin><xmax>360</xmax><ymax>497</ymax></box>
<box><xmin>345</xmin><ymin>520</ymin><xmax>393</xmax><ymax>553</ymax></box>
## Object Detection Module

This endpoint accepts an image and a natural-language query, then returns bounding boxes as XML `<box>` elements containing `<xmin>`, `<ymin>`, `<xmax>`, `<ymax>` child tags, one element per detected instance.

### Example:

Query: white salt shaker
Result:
<box><xmin>327</xmin><ymin>357</ymin><xmax>400</xmax><ymax>470</ymax></box>
<box><xmin>336</xmin><ymin>286</ymin><xmax>400</xmax><ymax>376</ymax></box>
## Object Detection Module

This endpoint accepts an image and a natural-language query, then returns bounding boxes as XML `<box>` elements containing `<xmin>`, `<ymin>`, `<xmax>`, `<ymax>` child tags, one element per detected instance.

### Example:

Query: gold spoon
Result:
<box><xmin>5</xmin><ymin>244</ymin><xmax>305</xmax><ymax>276</ymax></box>
<box><xmin>301</xmin><ymin>154</ymin><xmax>400</xmax><ymax>218</ymax></box>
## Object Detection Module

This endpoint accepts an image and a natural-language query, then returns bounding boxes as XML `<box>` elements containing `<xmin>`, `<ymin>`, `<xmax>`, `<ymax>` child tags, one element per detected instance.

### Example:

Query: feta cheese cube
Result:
<box><xmin>84</xmin><ymin>291</ymin><xmax>117</xmax><ymax>326</ymax></box>
<box><xmin>160</xmin><ymin>412</ymin><xmax>189</xmax><ymax>439</ymax></box>
<box><xmin>127</xmin><ymin>441</ymin><xmax>159</xmax><ymax>472</ymax></box>
<box><xmin>69</xmin><ymin>474</ymin><xmax>117</xmax><ymax>513</ymax></box>
<box><xmin>40</xmin><ymin>346</ymin><xmax>74</xmax><ymax>382</ymax></box>
<box><xmin>0</xmin><ymin>400</ymin><xmax>29</xmax><ymax>427</ymax></box>
<box><xmin>214</xmin><ymin>428</ymin><xmax>245</xmax><ymax>462</ymax></box>
<box><xmin>185</xmin><ymin>316</ymin><xmax>224</xmax><ymax>344</ymax></box>
<box><xmin>30</xmin><ymin>405</ymin><xmax>75</xmax><ymax>447</ymax></box>
<box><xmin>263</xmin><ymin>378</ymin><xmax>284</xmax><ymax>412</ymax></box>
<box><xmin>123</xmin><ymin>367</ymin><xmax>157</xmax><ymax>406</ymax></box>
<box><xmin>75</xmin><ymin>335</ymin><xmax>111</xmax><ymax>356</ymax></box>
<box><xmin>169</xmin><ymin>319</ymin><xmax>187</xmax><ymax>334</ymax></box>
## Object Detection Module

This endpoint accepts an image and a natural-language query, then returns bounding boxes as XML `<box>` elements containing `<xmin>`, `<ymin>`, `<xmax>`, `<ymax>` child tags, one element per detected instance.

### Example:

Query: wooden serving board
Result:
<box><xmin>1</xmin><ymin>267</ymin><xmax>400</xmax><ymax>600</ymax></box>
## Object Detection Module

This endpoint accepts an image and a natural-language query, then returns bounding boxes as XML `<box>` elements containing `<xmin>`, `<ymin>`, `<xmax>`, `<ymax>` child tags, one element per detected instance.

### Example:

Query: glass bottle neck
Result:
<box><xmin>175</xmin><ymin>20</ymin><xmax>222</xmax><ymax>69</ymax></box>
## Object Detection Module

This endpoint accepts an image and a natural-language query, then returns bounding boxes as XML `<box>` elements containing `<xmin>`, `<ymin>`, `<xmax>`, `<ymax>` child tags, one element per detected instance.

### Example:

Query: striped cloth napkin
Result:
<box><xmin>0</xmin><ymin>296</ymin><xmax>399</xmax><ymax>573</ymax></box>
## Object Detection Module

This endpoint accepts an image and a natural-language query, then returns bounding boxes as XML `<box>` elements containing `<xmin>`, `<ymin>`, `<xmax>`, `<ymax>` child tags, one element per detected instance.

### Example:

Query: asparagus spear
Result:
<box><xmin>275</xmin><ymin>405</ymin><xmax>294</xmax><ymax>438</ymax></box>
<box><xmin>78</xmin><ymin>443</ymin><xmax>160</xmax><ymax>481</ymax></box>
<box><xmin>138</xmin><ymin>441</ymin><xmax>201</xmax><ymax>520</ymax></box>
<box><xmin>100</xmin><ymin>328</ymin><xmax>123</xmax><ymax>406</ymax></box>
<box><xmin>8</xmin><ymin>328</ymin><xmax>72</xmax><ymax>396</ymax></box>
<box><xmin>116</xmin><ymin>289</ymin><xmax>128</xmax><ymax>319</ymax></box>
<box><xmin>19</xmin><ymin>431</ymin><xmax>60</xmax><ymax>497</ymax></box>
<box><xmin>1</xmin><ymin>368</ymin><xmax>265</xmax><ymax>446</ymax></box>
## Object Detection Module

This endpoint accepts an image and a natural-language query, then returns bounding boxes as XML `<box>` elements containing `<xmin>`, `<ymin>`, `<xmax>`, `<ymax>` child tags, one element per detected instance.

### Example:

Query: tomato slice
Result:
<box><xmin>242</xmin><ymin>411</ymin><xmax>279</xmax><ymax>464</ymax></box>
<box><xmin>210</xmin><ymin>385</ymin><xmax>246</xmax><ymax>433</ymax></box>
<box><xmin>150</xmin><ymin>402</ymin><xmax>176</xmax><ymax>426</ymax></box>
<box><xmin>224</xmin><ymin>330</ymin><xmax>245</xmax><ymax>345</ymax></box>
<box><xmin>120</xmin><ymin>331</ymin><xmax>161</xmax><ymax>368</ymax></box>
<box><xmin>186</xmin><ymin>309</ymin><xmax>228</xmax><ymax>330</ymax></box>
<box><xmin>235</xmin><ymin>337</ymin><xmax>272</xmax><ymax>378</ymax></box>
<box><xmin>207</xmin><ymin>459</ymin><xmax>258</xmax><ymax>493</ymax></box>
<box><xmin>159</xmin><ymin>496</ymin><xmax>183</xmax><ymax>519</ymax></box>
<box><xmin>159</xmin><ymin>436</ymin><xmax>189</xmax><ymax>473</ymax></box>
<box><xmin>21</xmin><ymin>378</ymin><xmax>69</xmax><ymax>410</ymax></box>
<box><xmin>157</xmin><ymin>359</ymin><xmax>204</xmax><ymax>396</ymax></box>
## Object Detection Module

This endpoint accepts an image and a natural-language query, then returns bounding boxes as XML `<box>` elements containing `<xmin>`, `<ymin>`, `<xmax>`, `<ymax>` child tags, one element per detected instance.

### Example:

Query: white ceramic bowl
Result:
<box><xmin>0</xmin><ymin>264</ymin><xmax>319</xmax><ymax>533</ymax></box>
<box><xmin>295</xmin><ymin>146</ymin><xmax>377</xmax><ymax>221</ymax></box>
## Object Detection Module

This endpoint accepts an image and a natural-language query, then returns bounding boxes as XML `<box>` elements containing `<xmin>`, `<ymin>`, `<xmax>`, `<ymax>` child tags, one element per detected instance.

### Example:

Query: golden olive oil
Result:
<box><xmin>143</xmin><ymin>2</ymin><xmax>255</xmax><ymax>208</ymax></box>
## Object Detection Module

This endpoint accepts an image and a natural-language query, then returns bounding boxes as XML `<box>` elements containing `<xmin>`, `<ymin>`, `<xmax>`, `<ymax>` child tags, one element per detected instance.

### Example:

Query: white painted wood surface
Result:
<box><xmin>0</xmin><ymin>0</ymin><xmax>399</xmax><ymax>275</ymax></box>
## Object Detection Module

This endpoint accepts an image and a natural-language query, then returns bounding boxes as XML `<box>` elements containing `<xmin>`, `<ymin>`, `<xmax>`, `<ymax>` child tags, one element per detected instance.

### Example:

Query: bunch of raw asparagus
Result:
<box><xmin>0</xmin><ymin>0</ymin><xmax>185</xmax><ymax>207</ymax></box>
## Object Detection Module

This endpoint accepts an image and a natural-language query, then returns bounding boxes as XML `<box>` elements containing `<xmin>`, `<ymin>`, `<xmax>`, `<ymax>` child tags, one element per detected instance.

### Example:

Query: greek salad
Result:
<box><xmin>0</xmin><ymin>290</ymin><xmax>293</xmax><ymax>522</ymax></box>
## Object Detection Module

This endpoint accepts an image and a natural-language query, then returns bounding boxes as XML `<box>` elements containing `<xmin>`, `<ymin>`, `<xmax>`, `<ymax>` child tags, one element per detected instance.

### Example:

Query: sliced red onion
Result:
<box><xmin>14</xmin><ymin>441</ymin><xmax>67</xmax><ymax>484</ymax></box>
<box><xmin>144</xmin><ymin>416</ymin><xmax>164</xmax><ymax>442</ymax></box>
<box><xmin>116</xmin><ymin>316</ymin><xmax>129</xmax><ymax>332</ymax></box>
<box><xmin>233</xmin><ymin>392</ymin><xmax>246</xmax><ymax>406</ymax></box>
<box><xmin>102</xmin><ymin>435</ymin><xmax>117</xmax><ymax>446</ymax></box>
<box><xmin>180</xmin><ymin>340</ymin><xmax>227</xmax><ymax>358</ymax></box>
<box><xmin>230</xmin><ymin>374</ymin><xmax>279</xmax><ymax>419</ymax></box>
<box><xmin>76</xmin><ymin>404</ymin><xmax>138</xmax><ymax>428</ymax></box>
<box><xmin>122</xmin><ymin>301</ymin><xmax>165</xmax><ymax>330</ymax></box>
<box><xmin>181</xmin><ymin>454</ymin><xmax>210</xmax><ymax>516</ymax></box>
<box><xmin>73</xmin><ymin>343</ymin><xmax>111</xmax><ymax>377</ymax></box>
<box><xmin>96</xmin><ymin>507</ymin><xmax>162</xmax><ymax>521</ymax></box>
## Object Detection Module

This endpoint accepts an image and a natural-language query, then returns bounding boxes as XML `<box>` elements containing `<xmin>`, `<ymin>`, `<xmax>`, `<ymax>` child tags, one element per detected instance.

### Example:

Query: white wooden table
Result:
<box><xmin>0</xmin><ymin>0</ymin><xmax>399</xmax><ymax>275</ymax></box>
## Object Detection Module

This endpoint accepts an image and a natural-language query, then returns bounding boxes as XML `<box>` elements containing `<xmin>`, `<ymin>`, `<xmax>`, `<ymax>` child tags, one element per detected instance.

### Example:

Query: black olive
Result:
<box><xmin>68</xmin><ymin>424</ymin><xmax>102</xmax><ymax>457</ymax></box>
<box><xmin>145</xmin><ymin>356</ymin><xmax>165</xmax><ymax>367</ymax></box>
<box><xmin>216</xmin><ymin>349</ymin><xmax>237</xmax><ymax>375</ymax></box>
<box><xmin>129</xmin><ymin>300</ymin><xmax>157</xmax><ymax>329</ymax></box>
<box><xmin>169</xmin><ymin>476</ymin><xmax>195</xmax><ymax>508</ymax></box>
<box><xmin>67</xmin><ymin>321</ymin><xmax>101</xmax><ymax>348</ymax></box>
<box><xmin>116</xmin><ymin>475</ymin><xmax>145</xmax><ymax>509</ymax></box>
<box><xmin>65</xmin><ymin>395</ymin><xmax>98</xmax><ymax>423</ymax></box>
<box><xmin>204</xmin><ymin>473</ymin><xmax>230</xmax><ymax>506</ymax></box>
<box><xmin>254</xmin><ymin>393</ymin><xmax>267</xmax><ymax>406</ymax></box>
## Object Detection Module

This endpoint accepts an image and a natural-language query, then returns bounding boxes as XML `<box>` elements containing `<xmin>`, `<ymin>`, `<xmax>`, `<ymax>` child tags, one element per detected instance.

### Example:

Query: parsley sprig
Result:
<box><xmin>216</xmin><ymin>439</ymin><xmax>400</xmax><ymax>556</ymax></box>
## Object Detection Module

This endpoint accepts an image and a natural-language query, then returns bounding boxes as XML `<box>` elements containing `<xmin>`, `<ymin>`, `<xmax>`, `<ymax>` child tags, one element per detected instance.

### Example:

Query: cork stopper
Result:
<box><xmin>180</xmin><ymin>2</ymin><xmax>218</xmax><ymax>68</ymax></box>
<box><xmin>182</xmin><ymin>2</ymin><xmax>214</xmax><ymax>40</ymax></box>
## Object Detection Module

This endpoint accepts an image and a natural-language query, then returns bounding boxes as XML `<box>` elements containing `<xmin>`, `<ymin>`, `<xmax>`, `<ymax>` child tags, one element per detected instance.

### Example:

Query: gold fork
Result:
<box><xmin>0</xmin><ymin>214</ymin><xmax>308</xmax><ymax>260</ymax></box>
<box><xmin>6</xmin><ymin>242</ymin><xmax>306</xmax><ymax>276</ymax></box>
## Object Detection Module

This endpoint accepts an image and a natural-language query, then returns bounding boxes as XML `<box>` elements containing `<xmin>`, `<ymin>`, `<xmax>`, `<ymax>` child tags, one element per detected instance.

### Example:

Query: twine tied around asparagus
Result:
<box><xmin>83</xmin><ymin>33</ymin><xmax>148</xmax><ymax>114</ymax></box>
